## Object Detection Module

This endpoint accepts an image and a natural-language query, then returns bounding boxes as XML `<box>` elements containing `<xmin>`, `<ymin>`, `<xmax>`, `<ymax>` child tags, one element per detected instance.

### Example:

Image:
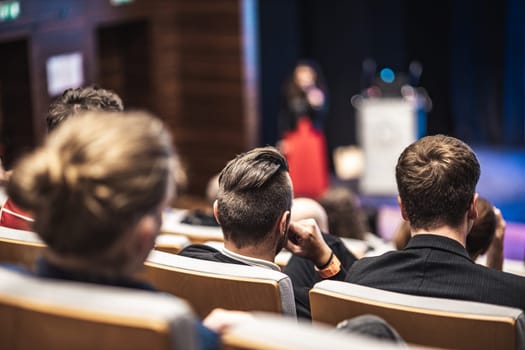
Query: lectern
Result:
<box><xmin>357</xmin><ymin>98</ymin><xmax>417</xmax><ymax>195</ymax></box>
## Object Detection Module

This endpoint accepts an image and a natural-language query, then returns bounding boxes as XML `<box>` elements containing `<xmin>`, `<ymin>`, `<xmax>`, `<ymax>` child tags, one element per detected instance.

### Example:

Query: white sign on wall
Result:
<box><xmin>46</xmin><ymin>52</ymin><xmax>84</xmax><ymax>97</ymax></box>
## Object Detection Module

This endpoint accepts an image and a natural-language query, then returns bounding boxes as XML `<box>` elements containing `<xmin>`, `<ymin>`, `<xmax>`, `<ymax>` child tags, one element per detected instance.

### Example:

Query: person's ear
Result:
<box><xmin>135</xmin><ymin>215</ymin><xmax>158</xmax><ymax>253</ymax></box>
<box><xmin>279</xmin><ymin>210</ymin><xmax>291</xmax><ymax>237</ymax></box>
<box><xmin>213</xmin><ymin>200</ymin><xmax>221</xmax><ymax>225</ymax></box>
<box><xmin>398</xmin><ymin>196</ymin><xmax>409</xmax><ymax>221</ymax></box>
<box><xmin>468</xmin><ymin>193</ymin><xmax>479</xmax><ymax>220</ymax></box>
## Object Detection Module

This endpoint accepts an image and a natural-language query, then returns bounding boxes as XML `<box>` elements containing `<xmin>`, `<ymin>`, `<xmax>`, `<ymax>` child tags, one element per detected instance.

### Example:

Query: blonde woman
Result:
<box><xmin>6</xmin><ymin>111</ymin><xmax>241</xmax><ymax>350</ymax></box>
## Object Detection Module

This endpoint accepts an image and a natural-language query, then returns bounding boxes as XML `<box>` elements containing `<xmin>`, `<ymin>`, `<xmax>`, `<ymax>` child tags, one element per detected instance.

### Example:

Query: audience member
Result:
<box><xmin>468</xmin><ymin>200</ymin><xmax>505</xmax><ymax>270</ymax></box>
<box><xmin>179</xmin><ymin>146</ymin><xmax>356</xmax><ymax>318</ymax></box>
<box><xmin>5</xmin><ymin>111</ymin><xmax>241</xmax><ymax>349</ymax></box>
<box><xmin>290</xmin><ymin>197</ymin><xmax>329</xmax><ymax>232</ymax></box>
<box><xmin>0</xmin><ymin>86</ymin><xmax>124</xmax><ymax>231</ymax></box>
<box><xmin>319</xmin><ymin>186</ymin><xmax>369</xmax><ymax>240</ymax></box>
<box><xmin>393</xmin><ymin>196</ymin><xmax>505</xmax><ymax>270</ymax></box>
<box><xmin>345</xmin><ymin>135</ymin><xmax>525</xmax><ymax>311</ymax></box>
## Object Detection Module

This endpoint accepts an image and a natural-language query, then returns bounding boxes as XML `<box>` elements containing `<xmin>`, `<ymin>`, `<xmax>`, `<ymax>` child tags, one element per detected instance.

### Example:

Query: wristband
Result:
<box><xmin>316</xmin><ymin>251</ymin><xmax>334</xmax><ymax>270</ymax></box>
<box><xmin>315</xmin><ymin>253</ymin><xmax>341</xmax><ymax>278</ymax></box>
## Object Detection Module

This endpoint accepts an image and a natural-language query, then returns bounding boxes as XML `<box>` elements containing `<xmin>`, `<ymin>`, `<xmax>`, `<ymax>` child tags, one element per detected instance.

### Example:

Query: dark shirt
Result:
<box><xmin>36</xmin><ymin>257</ymin><xmax>157</xmax><ymax>291</ymax></box>
<box><xmin>283</xmin><ymin>233</ymin><xmax>357</xmax><ymax>318</ymax></box>
<box><xmin>31</xmin><ymin>257</ymin><xmax>219</xmax><ymax>350</ymax></box>
<box><xmin>179</xmin><ymin>233</ymin><xmax>357</xmax><ymax>319</ymax></box>
<box><xmin>346</xmin><ymin>234</ymin><xmax>525</xmax><ymax>311</ymax></box>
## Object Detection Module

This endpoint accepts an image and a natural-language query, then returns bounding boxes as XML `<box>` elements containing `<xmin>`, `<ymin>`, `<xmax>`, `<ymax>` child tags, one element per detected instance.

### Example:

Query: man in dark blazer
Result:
<box><xmin>179</xmin><ymin>146</ymin><xmax>356</xmax><ymax>318</ymax></box>
<box><xmin>346</xmin><ymin>135</ymin><xmax>525</xmax><ymax>311</ymax></box>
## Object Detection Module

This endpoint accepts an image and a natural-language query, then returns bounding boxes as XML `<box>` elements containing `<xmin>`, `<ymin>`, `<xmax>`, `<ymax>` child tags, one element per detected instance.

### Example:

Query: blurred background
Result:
<box><xmin>1</xmin><ymin>0</ymin><xmax>524</xmax><ymax>226</ymax></box>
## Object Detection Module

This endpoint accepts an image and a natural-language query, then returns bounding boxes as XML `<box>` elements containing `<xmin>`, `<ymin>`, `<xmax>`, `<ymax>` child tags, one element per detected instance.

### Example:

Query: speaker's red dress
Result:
<box><xmin>282</xmin><ymin>117</ymin><xmax>329</xmax><ymax>198</ymax></box>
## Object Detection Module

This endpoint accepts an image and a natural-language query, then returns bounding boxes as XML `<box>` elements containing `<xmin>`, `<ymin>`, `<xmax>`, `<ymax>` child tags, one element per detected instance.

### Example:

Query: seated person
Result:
<box><xmin>6</xmin><ymin>111</ymin><xmax>242</xmax><ymax>349</ymax></box>
<box><xmin>346</xmin><ymin>135</ymin><xmax>525</xmax><ymax>311</ymax></box>
<box><xmin>393</xmin><ymin>197</ymin><xmax>505</xmax><ymax>270</ymax></box>
<box><xmin>179</xmin><ymin>147</ymin><xmax>357</xmax><ymax>319</ymax></box>
<box><xmin>0</xmin><ymin>86</ymin><xmax>124</xmax><ymax>231</ymax></box>
<box><xmin>290</xmin><ymin>197</ymin><xmax>329</xmax><ymax>232</ymax></box>
<box><xmin>319</xmin><ymin>186</ymin><xmax>369</xmax><ymax>241</ymax></box>
<box><xmin>284</xmin><ymin>197</ymin><xmax>357</xmax><ymax>305</ymax></box>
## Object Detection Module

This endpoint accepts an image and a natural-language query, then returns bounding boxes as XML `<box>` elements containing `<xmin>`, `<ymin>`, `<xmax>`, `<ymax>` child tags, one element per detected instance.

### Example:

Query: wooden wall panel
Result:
<box><xmin>170</xmin><ymin>0</ymin><xmax>258</xmax><ymax>195</ymax></box>
<box><xmin>0</xmin><ymin>0</ymin><xmax>258</xmax><ymax>198</ymax></box>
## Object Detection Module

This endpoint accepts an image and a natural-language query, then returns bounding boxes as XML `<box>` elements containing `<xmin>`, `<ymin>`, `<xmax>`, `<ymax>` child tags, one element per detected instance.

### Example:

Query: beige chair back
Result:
<box><xmin>0</xmin><ymin>226</ymin><xmax>44</xmax><ymax>268</ymax></box>
<box><xmin>222</xmin><ymin>312</ymin><xmax>417</xmax><ymax>350</ymax></box>
<box><xmin>310</xmin><ymin>280</ymin><xmax>525</xmax><ymax>350</ymax></box>
<box><xmin>0</xmin><ymin>267</ymin><xmax>198</xmax><ymax>350</ymax></box>
<box><xmin>143</xmin><ymin>250</ymin><xmax>296</xmax><ymax>319</ymax></box>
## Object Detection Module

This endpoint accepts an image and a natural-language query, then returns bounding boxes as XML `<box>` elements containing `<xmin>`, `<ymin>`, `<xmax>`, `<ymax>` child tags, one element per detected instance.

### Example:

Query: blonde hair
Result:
<box><xmin>7</xmin><ymin>111</ymin><xmax>176</xmax><ymax>258</ymax></box>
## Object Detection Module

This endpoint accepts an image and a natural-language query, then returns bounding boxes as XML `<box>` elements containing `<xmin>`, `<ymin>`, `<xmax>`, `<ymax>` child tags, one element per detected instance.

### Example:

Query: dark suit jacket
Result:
<box><xmin>179</xmin><ymin>233</ymin><xmax>357</xmax><ymax>319</ymax></box>
<box><xmin>345</xmin><ymin>234</ymin><xmax>525</xmax><ymax>311</ymax></box>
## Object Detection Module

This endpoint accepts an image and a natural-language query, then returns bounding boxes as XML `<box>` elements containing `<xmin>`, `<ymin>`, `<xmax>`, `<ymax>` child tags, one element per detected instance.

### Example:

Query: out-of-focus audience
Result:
<box><xmin>290</xmin><ymin>197</ymin><xmax>329</xmax><ymax>232</ymax></box>
<box><xmin>319</xmin><ymin>186</ymin><xmax>369</xmax><ymax>240</ymax></box>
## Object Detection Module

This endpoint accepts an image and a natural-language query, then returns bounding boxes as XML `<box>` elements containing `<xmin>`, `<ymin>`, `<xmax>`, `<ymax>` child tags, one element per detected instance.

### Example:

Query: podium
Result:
<box><xmin>357</xmin><ymin>98</ymin><xmax>417</xmax><ymax>195</ymax></box>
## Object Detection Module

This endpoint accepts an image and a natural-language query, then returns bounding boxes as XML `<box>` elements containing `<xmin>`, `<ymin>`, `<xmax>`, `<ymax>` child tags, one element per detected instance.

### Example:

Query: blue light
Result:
<box><xmin>380</xmin><ymin>68</ymin><xmax>395</xmax><ymax>83</ymax></box>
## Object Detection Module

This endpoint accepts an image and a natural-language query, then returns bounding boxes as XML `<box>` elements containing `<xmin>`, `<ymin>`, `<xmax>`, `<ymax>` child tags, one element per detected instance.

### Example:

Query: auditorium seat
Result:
<box><xmin>221</xmin><ymin>312</ymin><xmax>412</xmax><ymax>350</ymax></box>
<box><xmin>0</xmin><ymin>226</ymin><xmax>44</xmax><ymax>268</ymax></box>
<box><xmin>161</xmin><ymin>208</ymin><xmax>223</xmax><ymax>244</ymax></box>
<box><xmin>154</xmin><ymin>234</ymin><xmax>191</xmax><ymax>255</ymax></box>
<box><xmin>142</xmin><ymin>250</ymin><xmax>296</xmax><ymax>319</ymax></box>
<box><xmin>309</xmin><ymin>280</ymin><xmax>525</xmax><ymax>350</ymax></box>
<box><xmin>0</xmin><ymin>267</ymin><xmax>198</xmax><ymax>350</ymax></box>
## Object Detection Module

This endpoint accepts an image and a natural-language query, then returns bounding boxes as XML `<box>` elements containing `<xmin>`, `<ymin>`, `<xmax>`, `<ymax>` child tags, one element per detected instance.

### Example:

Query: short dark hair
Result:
<box><xmin>46</xmin><ymin>86</ymin><xmax>124</xmax><ymax>131</ymax></box>
<box><xmin>396</xmin><ymin>135</ymin><xmax>480</xmax><ymax>230</ymax></box>
<box><xmin>216</xmin><ymin>147</ymin><xmax>292</xmax><ymax>247</ymax></box>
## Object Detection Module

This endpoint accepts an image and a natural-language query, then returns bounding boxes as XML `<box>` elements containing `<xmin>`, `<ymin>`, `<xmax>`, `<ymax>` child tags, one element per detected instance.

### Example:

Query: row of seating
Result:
<box><xmin>1</xmin><ymin>225</ymin><xmax>524</xmax><ymax>349</ymax></box>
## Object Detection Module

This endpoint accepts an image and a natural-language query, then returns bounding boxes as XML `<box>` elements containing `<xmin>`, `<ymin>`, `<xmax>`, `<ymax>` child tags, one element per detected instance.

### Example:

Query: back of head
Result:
<box><xmin>7</xmin><ymin>111</ymin><xmax>175</xmax><ymax>258</ymax></box>
<box><xmin>319</xmin><ymin>187</ymin><xmax>368</xmax><ymax>239</ymax></box>
<box><xmin>396</xmin><ymin>135</ymin><xmax>480</xmax><ymax>230</ymax></box>
<box><xmin>467</xmin><ymin>197</ymin><xmax>497</xmax><ymax>259</ymax></box>
<box><xmin>46</xmin><ymin>86</ymin><xmax>124</xmax><ymax>132</ymax></box>
<box><xmin>291</xmin><ymin>197</ymin><xmax>328</xmax><ymax>232</ymax></box>
<box><xmin>216</xmin><ymin>146</ymin><xmax>292</xmax><ymax>247</ymax></box>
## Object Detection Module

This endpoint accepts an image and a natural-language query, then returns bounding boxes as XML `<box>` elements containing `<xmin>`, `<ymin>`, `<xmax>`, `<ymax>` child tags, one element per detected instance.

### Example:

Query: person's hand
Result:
<box><xmin>486</xmin><ymin>207</ymin><xmax>505</xmax><ymax>271</ymax></box>
<box><xmin>286</xmin><ymin>219</ymin><xmax>332</xmax><ymax>268</ymax></box>
<box><xmin>203</xmin><ymin>308</ymin><xmax>254</xmax><ymax>334</ymax></box>
<box><xmin>306</xmin><ymin>87</ymin><xmax>325</xmax><ymax>108</ymax></box>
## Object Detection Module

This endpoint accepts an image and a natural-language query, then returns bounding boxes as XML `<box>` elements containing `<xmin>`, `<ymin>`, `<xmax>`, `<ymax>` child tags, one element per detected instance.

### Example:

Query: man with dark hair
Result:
<box><xmin>0</xmin><ymin>86</ymin><xmax>124</xmax><ymax>231</ymax></box>
<box><xmin>180</xmin><ymin>146</ymin><xmax>356</xmax><ymax>318</ymax></box>
<box><xmin>46</xmin><ymin>86</ymin><xmax>123</xmax><ymax>131</ymax></box>
<box><xmin>346</xmin><ymin>135</ymin><xmax>525</xmax><ymax>310</ymax></box>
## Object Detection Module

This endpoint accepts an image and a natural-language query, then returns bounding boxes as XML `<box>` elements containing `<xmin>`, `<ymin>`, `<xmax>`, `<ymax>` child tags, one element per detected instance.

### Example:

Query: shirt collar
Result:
<box><xmin>221</xmin><ymin>247</ymin><xmax>281</xmax><ymax>271</ymax></box>
<box><xmin>405</xmin><ymin>234</ymin><xmax>472</xmax><ymax>261</ymax></box>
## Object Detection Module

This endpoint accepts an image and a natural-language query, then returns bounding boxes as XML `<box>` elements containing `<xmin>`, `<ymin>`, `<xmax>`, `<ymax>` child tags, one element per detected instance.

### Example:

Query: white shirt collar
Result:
<box><xmin>221</xmin><ymin>247</ymin><xmax>281</xmax><ymax>272</ymax></box>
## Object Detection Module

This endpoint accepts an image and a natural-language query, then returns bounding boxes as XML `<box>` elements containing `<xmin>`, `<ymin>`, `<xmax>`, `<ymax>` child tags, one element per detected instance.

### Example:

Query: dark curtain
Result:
<box><xmin>503</xmin><ymin>0</ymin><xmax>525</xmax><ymax>145</ymax></box>
<box><xmin>449</xmin><ymin>0</ymin><xmax>505</xmax><ymax>145</ymax></box>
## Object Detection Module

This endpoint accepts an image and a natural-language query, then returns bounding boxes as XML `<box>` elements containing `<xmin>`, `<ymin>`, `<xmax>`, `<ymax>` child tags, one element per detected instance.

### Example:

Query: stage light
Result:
<box><xmin>380</xmin><ymin>68</ymin><xmax>395</xmax><ymax>83</ymax></box>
